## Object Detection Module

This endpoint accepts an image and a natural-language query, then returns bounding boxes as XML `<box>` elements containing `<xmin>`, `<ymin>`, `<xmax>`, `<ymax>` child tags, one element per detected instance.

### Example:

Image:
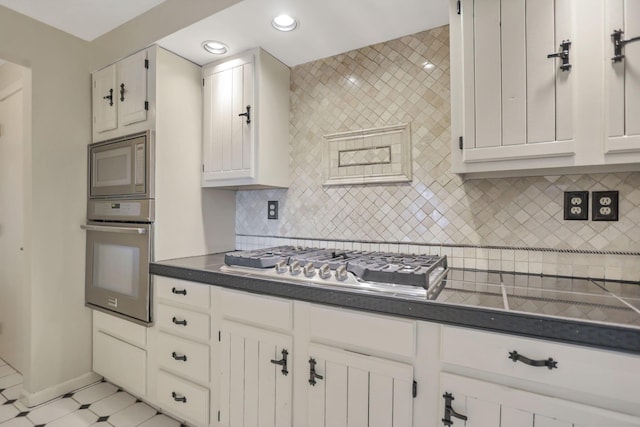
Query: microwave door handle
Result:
<box><xmin>81</xmin><ymin>224</ymin><xmax>147</xmax><ymax>235</ymax></box>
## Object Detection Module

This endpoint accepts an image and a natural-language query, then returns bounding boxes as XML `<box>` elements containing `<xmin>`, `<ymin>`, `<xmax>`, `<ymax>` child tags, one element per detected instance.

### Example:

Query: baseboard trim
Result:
<box><xmin>19</xmin><ymin>371</ymin><xmax>102</xmax><ymax>408</ymax></box>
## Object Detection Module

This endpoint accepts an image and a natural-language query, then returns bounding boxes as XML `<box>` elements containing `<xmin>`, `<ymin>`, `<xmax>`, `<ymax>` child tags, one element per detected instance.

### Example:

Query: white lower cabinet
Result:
<box><xmin>440</xmin><ymin>373</ymin><xmax>640</xmax><ymax>427</ymax></box>
<box><xmin>92</xmin><ymin>310</ymin><xmax>147</xmax><ymax>398</ymax></box>
<box><xmin>217</xmin><ymin>320</ymin><xmax>293</xmax><ymax>427</ymax></box>
<box><xmin>306</xmin><ymin>343</ymin><xmax>414</xmax><ymax>427</ymax></box>
<box><xmin>93</xmin><ymin>330</ymin><xmax>147</xmax><ymax>398</ymax></box>
<box><xmin>439</xmin><ymin>326</ymin><xmax>640</xmax><ymax>427</ymax></box>
<box><xmin>148</xmin><ymin>277</ymin><xmax>212</xmax><ymax>426</ymax></box>
<box><xmin>128</xmin><ymin>277</ymin><xmax>640</xmax><ymax>427</ymax></box>
<box><xmin>157</xmin><ymin>370</ymin><xmax>210</xmax><ymax>426</ymax></box>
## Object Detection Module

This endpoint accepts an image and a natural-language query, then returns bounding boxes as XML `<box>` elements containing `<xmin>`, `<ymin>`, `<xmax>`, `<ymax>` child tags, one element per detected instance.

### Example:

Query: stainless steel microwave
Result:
<box><xmin>88</xmin><ymin>130</ymin><xmax>154</xmax><ymax>199</ymax></box>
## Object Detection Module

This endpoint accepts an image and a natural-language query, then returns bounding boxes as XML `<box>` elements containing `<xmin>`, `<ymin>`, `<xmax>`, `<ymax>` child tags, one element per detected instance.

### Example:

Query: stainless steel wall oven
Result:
<box><xmin>83</xmin><ymin>131</ymin><xmax>154</xmax><ymax>325</ymax></box>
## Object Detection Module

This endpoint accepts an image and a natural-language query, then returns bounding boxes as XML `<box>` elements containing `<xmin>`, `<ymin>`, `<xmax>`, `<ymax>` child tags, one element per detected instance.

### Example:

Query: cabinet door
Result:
<box><xmin>307</xmin><ymin>343</ymin><xmax>414</xmax><ymax>427</ymax></box>
<box><xmin>203</xmin><ymin>55</ymin><xmax>255</xmax><ymax>182</ymax></box>
<box><xmin>92</xmin><ymin>64</ymin><xmax>117</xmax><ymax>133</ymax></box>
<box><xmin>93</xmin><ymin>330</ymin><xmax>146</xmax><ymax>398</ymax></box>
<box><xmin>440</xmin><ymin>373</ymin><xmax>640</xmax><ymax>427</ymax></box>
<box><xmin>605</xmin><ymin>0</ymin><xmax>640</xmax><ymax>157</ymax></box>
<box><xmin>455</xmin><ymin>0</ymin><xmax>576</xmax><ymax>165</ymax></box>
<box><xmin>218</xmin><ymin>321</ymin><xmax>292</xmax><ymax>427</ymax></box>
<box><xmin>117</xmin><ymin>49</ymin><xmax>148</xmax><ymax>127</ymax></box>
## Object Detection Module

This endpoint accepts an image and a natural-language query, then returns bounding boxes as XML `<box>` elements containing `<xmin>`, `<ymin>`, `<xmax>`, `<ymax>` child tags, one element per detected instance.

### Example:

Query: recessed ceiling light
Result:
<box><xmin>202</xmin><ymin>40</ymin><xmax>229</xmax><ymax>55</ymax></box>
<box><xmin>272</xmin><ymin>14</ymin><xmax>298</xmax><ymax>32</ymax></box>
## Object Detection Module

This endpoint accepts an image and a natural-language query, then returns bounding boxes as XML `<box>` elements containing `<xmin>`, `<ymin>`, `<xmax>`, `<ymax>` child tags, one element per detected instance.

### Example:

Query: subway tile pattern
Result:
<box><xmin>234</xmin><ymin>25</ymin><xmax>640</xmax><ymax>279</ymax></box>
<box><xmin>0</xmin><ymin>359</ymin><xmax>184</xmax><ymax>427</ymax></box>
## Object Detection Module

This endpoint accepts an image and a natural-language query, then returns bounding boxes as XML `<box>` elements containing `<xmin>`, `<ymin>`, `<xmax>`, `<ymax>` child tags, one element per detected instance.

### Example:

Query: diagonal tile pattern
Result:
<box><xmin>0</xmin><ymin>358</ymin><xmax>184</xmax><ymax>427</ymax></box>
<box><xmin>235</xmin><ymin>25</ymin><xmax>640</xmax><ymax>263</ymax></box>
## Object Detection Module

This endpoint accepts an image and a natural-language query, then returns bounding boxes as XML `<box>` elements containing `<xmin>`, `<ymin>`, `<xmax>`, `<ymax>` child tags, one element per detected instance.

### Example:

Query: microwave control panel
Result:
<box><xmin>93</xmin><ymin>201</ymin><xmax>142</xmax><ymax>217</ymax></box>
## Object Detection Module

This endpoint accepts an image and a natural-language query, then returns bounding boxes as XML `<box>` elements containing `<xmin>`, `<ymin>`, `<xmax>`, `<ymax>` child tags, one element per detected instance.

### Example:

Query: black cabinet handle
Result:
<box><xmin>171</xmin><ymin>287</ymin><xmax>187</xmax><ymax>295</ymax></box>
<box><xmin>171</xmin><ymin>391</ymin><xmax>187</xmax><ymax>403</ymax></box>
<box><xmin>172</xmin><ymin>317</ymin><xmax>187</xmax><ymax>326</ymax></box>
<box><xmin>238</xmin><ymin>105</ymin><xmax>251</xmax><ymax>124</ymax></box>
<box><xmin>308</xmin><ymin>358</ymin><xmax>323</xmax><ymax>386</ymax></box>
<box><xmin>119</xmin><ymin>83</ymin><xmax>126</xmax><ymax>101</ymax></box>
<box><xmin>270</xmin><ymin>349</ymin><xmax>289</xmax><ymax>376</ymax></box>
<box><xmin>442</xmin><ymin>392</ymin><xmax>468</xmax><ymax>426</ymax></box>
<box><xmin>611</xmin><ymin>29</ymin><xmax>640</xmax><ymax>62</ymax></box>
<box><xmin>547</xmin><ymin>40</ymin><xmax>572</xmax><ymax>71</ymax></box>
<box><xmin>102</xmin><ymin>88</ymin><xmax>113</xmax><ymax>106</ymax></box>
<box><xmin>172</xmin><ymin>352</ymin><xmax>187</xmax><ymax>362</ymax></box>
<box><xmin>509</xmin><ymin>350</ymin><xmax>557</xmax><ymax>370</ymax></box>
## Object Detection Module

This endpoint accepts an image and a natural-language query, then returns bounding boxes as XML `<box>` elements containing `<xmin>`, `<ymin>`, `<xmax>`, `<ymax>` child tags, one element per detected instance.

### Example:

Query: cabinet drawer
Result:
<box><xmin>218</xmin><ymin>289</ymin><xmax>292</xmax><ymax>331</ymax></box>
<box><xmin>93</xmin><ymin>331</ymin><xmax>146</xmax><ymax>397</ymax></box>
<box><xmin>441</xmin><ymin>326</ymin><xmax>640</xmax><ymax>404</ymax></box>
<box><xmin>155</xmin><ymin>276</ymin><xmax>210</xmax><ymax>310</ymax></box>
<box><xmin>157</xmin><ymin>304</ymin><xmax>210</xmax><ymax>342</ymax></box>
<box><xmin>309</xmin><ymin>305</ymin><xmax>416</xmax><ymax>359</ymax></box>
<box><xmin>157</xmin><ymin>370</ymin><xmax>209</xmax><ymax>426</ymax></box>
<box><xmin>157</xmin><ymin>332</ymin><xmax>210</xmax><ymax>384</ymax></box>
<box><xmin>93</xmin><ymin>310</ymin><xmax>146</xmax><ymax>347</ymax></box>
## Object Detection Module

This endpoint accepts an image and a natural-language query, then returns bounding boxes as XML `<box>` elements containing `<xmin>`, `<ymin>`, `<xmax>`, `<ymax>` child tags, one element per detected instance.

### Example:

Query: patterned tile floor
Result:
<box><xmin>0</xmin><ymin>358</ymin><xmax>184</xmax><ymax>427</ymax></box>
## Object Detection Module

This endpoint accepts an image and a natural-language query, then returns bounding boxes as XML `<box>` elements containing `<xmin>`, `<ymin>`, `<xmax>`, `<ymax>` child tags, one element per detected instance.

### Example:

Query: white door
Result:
<box><xmin>218</xmin><ymin>321</ymin><xmax>292</xmax><ymax>427</ymax></box>
<box><xmin>307</xmin><ymin>343</ymin><xmax>414</xmax><ymax>427</ymax></box>
<box><xmin>0</xmin><ymin>79</ymin><xmax>25</xmax><ymax>373</ymax></box>
<box><xmin>440</xmin><ymin>373</ymin><xmax>640</xmax><ymax>427</ymax></box>
<box><xmin>203</xmin><ymin>55</ymin><xmax>254</xmax><ymax>182</ymax></box>
<box><xmin>458</xmin><ymin>0</ymin><xmax>576</xmax><ymax>163</ymax></box>
<box><xmin>117</xmin><ymin>49</ymin><xmax>148</xmax><ymax>127</ymax></box>
<box><xmin>605</xmin><ymin>0</ymin><xmax>640</xmax><ymax>156</ymax></box>
<box><xmin>92</xmin><ymin>64</ymin><xmax>117</xmax><ymax>133</ymax></box>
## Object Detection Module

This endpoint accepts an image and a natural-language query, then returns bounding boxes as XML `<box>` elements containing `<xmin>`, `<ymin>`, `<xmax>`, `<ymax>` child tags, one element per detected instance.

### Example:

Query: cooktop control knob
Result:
<box><xmin>290</xmin><ymin>260</ymin><xmax>302</xmax><ymax>275</ymax></box>
<box><xmin>275</xmin><ymin>260</ymin><xmax>288</xmax><ymax>274</ymax></box>
<box><xmin>335</xmin><ymin>265</ymin><xmax>348</xmax><ymax>281</ymax></box>
<box><xmin>303</xmin><ymin>262</ymin><xmax>316</xmax><ymax>277</ymax></box>
<box><xmin>318</xmin><ymin>264</ymin><xmax>331</xmax><ymax>279</ymax></box>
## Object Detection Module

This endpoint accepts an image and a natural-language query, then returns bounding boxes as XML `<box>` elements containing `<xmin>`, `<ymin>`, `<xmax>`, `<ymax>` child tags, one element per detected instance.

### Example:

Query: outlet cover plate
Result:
<box><xmin>592</xmin><ymin>191</ymin><xmax>619</xmax><ymax>221</ymax></box>
<box><xmin>564</xmin><ymin>191</ymin><xmax>589</xmax><ymax>220</ymax></box>
<box><xmin>267</xmin><ymin>201</ymin><xmax>278</xmax><ymax>220</ymax></box>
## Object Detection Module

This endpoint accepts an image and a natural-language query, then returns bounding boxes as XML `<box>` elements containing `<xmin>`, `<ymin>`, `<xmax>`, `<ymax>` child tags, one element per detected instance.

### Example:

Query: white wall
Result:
<box><xmin>0</xmin><ymin>62</ymin><xmax>28</xmax><ymax>373</ymax></box>
<box><xmin>0</xmin><ymin>5</ymin><xmax>96</xmax><ymax>405</ymax></box>
<box><xmin>0</xmin><ymin>0</ymin><xmax>243</xmax><ymax>405</ymax></box>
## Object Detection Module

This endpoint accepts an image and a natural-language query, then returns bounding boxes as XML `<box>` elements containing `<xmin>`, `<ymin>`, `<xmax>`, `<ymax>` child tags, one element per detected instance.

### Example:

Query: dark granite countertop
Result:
<box><xmin>150</xmin><ymin>253</ymin><xmax>640</xmax><ymax>355</ymax></box>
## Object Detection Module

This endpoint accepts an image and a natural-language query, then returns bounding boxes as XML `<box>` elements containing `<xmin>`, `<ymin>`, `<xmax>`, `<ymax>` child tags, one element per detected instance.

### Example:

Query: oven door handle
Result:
<box><xmin>81</xmin><ymin>224</ymin><xmax>148</xmax><ymax>235</ymax></box>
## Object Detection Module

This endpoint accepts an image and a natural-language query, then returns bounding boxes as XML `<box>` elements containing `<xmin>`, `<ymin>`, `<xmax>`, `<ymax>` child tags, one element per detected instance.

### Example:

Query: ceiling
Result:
<box><xmin>0</xmin><ymin>0</ymin><xmax>448</xmax><ymax>67</ymax></box>
<box><xmin>0</xmin><ymin>0</ymin><xmax>168</xmax><ymax>41</ymax></box>
<box><xmin>157</xmin><ymin>0</ymin><xmax>449</xmax><ymax>67</ymax></box>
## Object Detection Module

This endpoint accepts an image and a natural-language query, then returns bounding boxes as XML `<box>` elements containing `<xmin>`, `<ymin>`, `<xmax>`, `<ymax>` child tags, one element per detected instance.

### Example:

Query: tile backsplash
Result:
<box><xmin>235</xmin><ymin>25</ymin><xmax>640</xmax><ymax>280</ymax></box>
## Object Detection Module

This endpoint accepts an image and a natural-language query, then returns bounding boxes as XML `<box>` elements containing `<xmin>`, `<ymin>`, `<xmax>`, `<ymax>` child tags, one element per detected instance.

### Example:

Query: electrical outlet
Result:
<box><xmin>592</xmin><ymin>191</ymin><xmax>619</xmax><ymax>221</ymax></box>
<box><xmin>563</xmin><ymin>191</ymin><xmax>588</xmax><ymax>220</ymax></box>
<box><xmin>267</xmin><ymin>201</ymin><xmax>278</xmax><ymax>220</ymax></box>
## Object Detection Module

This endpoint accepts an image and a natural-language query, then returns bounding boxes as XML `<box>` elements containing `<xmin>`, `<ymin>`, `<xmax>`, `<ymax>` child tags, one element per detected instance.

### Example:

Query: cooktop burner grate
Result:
<box><xmin>224</xmin><ymin>246</ymin><xmax>448</xmax><ymax>289</ymax></box>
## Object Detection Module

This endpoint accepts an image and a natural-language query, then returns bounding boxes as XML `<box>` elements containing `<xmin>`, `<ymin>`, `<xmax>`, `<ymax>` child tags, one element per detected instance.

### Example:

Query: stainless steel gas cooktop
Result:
<box><xmin>221</xmin><ymin>246</ymin><xmax>449</xmax><ymax>300</ymax></box>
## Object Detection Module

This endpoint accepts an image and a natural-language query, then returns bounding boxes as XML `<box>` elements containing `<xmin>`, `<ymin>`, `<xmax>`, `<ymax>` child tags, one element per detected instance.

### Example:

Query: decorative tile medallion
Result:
<box><xmin>324</xmin><ymin>123</ymin><xmax>411</xmax><ymax>185</ymax></box>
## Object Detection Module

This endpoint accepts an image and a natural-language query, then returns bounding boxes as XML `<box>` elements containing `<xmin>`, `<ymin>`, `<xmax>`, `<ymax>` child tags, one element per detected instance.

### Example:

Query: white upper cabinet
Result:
<box><xmin>450</xmin><ymin>0</ymin><xmax>640</xmax><ymax>177</ymax></box>
<box><xmin>202</xmin><ymin>48</ymin><xmax>290</xmax><ymax>189</ymax></box>
<box><xmin>117</xmin><ymin>50</ymin><xmax>149</xmax><ymax>127</ymax></box>
<box><xmin>92</xmin><ymin>49</ymin><xmax>150</xmax><ymax>141</ymax></box>
<box><xmin>605</xmin><ymin>0</ymin><xmax>640</xmax><ymax>160</ymax></box>
<box><xmin>92</xmin><ymin>65</ymin><xmax>117</xmax><ymax>134</ymax></box>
